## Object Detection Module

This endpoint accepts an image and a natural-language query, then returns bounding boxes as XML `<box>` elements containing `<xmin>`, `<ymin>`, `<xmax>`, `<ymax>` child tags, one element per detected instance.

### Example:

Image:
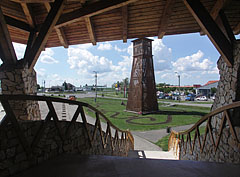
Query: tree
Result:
<box><xmin>211</xmin><ymin>87</ymin><xmax>217</xmax><ymax>95</ymax></box>
<box><xmin>62</xmin><ymin>81</ymin><xmax>68</xmax><ymax>90</ymax></box>
<box><xmin>37</xmin><ymin>84</ymin><xmax>40</xmax><ymax>90</ymax></box>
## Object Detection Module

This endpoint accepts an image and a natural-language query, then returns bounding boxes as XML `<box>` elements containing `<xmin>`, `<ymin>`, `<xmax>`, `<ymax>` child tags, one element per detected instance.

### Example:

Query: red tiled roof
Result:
<box><xmin>204</xmin><ymin>80</ymin><xmax>219</xmax><ymax>86</ymax></box>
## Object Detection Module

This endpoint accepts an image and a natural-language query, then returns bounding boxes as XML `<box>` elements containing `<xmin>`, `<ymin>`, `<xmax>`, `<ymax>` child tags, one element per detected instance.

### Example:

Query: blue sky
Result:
<box><xmin>10</xmin><ymin>33</ymin><xmax>239</xmax><ymax>88</ymax></box>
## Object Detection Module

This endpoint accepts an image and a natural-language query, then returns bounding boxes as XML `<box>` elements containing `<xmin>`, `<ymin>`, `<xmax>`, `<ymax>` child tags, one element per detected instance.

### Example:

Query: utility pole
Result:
<box><xmin>93</xmin><ymin>71</ymin><xmax>98</xmax><ymax>102</ymax></box>
<box><xmin>175</xmin><ymin>72</ymin><xmax>180</xmax><ymax>102</ymax></box>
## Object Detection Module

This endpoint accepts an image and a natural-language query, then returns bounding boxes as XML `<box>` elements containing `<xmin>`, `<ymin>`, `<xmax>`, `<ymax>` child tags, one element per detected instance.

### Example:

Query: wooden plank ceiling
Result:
<box><xmin>0</xmin><ymin>0</ymin><xmax>239</xmax><ymax>48</ymax></box>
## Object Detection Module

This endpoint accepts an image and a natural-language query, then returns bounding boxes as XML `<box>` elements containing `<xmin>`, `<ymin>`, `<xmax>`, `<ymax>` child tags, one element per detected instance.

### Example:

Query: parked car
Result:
<box><xmin>196</xmin><ymin>96</ymin><xmax>208</xmax><ymax>101</ymax></box>
<box><xmin>68</xmin><ymin>95</ymin><xmax>76</xmax><ymax>101</ymax></box>
<box><xmin>185</xmin><ymin>94</ymin><xmax>195</xmax><ymax>101</ymax></box>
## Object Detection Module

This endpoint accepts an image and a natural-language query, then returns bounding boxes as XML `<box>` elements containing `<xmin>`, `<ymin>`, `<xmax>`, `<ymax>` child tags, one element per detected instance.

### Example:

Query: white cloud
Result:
<box><xmin>152</xmin><ymin>39</ymin><xmax>172</xmax><ymax>71</ymax></box>
<box><xmin>114</xmin><ymin>45</ymin><xmax>127</xmax><ymax>52</ymax></box>
<box><xmin>67</xmin><ymin>45</ymin><xmax>132</xmax><ymax>86</ymax></box>
<box><xmin>172</xmin><ymin>50</ymin><xmax>213</xmax><ymax>72</ymax></box>
<box><xmin>13</xmin><ymin>42</ymin><xmax>26</xmax><ymax>59</ymax></box>
<box><xmin>68</xmin><ymin>46</ymin><xmax>113</xmax><ymax>73</ymax></box>
<box><xmin>97</xmin><ymin>42</ymin><xmax>112</xmax><ymax>50</ymax></box>
<box><xmin>40</xmin><ymin>55</ymin><xmax>58</xmax><ymax>64</ymax></box>
<box><xmin>40</xmin><ymin>48</ymin><xmax>58</xmax><ymax>64</ymax></box>
<box><xmin>36</xmin><ymin>68</ymin><xmax>46</xmax><ymax>77</ymax></box>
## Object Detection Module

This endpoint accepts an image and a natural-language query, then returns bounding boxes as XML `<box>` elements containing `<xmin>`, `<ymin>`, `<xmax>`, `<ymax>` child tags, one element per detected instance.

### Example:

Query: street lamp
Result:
<box><xmin>93</xmin><ymin>71</ymin><xmax>98</xmax><ymax>102</ymax></box>
<box><xmin>175</xmin><ymin>72</ymin><xmax>180</xmax><ymax>102</ymax></box>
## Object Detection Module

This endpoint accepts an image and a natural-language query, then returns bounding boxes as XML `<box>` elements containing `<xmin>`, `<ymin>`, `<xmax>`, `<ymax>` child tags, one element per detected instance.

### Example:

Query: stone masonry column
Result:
<box><xmin>0</xmin><ymin>62</ymin><xmax>41</xmax><ymax>120</ymax></box>
<box><xmin>180</xmin><ymin>40</ymin><xmax>240</xmax><ymax>163</ymax></box>
<box><xmin>212</xmin><ymin>40</ymin><xmax>240</xmax><ymax>127</ymax></box>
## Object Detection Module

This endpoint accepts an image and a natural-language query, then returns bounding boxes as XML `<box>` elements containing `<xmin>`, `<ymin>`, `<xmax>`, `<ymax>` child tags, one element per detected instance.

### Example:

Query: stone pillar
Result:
<box><xmin>0</xmin><ymin>63</ymin><xmax>41</xmax><ymax>120</ymax></box>
<box><xmin>212</xmin><ymin>40</ymin><xmax>240</xmax><ymax>127</ymax></box>
<box><xmin>180</xmin><ymin>40</ymin><xmax>240</xmax><ymax>164</ymax></box>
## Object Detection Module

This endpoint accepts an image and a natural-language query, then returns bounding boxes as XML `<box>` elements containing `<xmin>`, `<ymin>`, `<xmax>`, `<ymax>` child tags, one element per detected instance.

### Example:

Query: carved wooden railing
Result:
<box><xmin>0</xmin><ymin>94</ymin><xmax>134</xmax><ymax>155</ymax></box>
<box><xmin>168</xmin><ymin>101</ymin><xmax>240</xmax><ymax>157</ymax></box>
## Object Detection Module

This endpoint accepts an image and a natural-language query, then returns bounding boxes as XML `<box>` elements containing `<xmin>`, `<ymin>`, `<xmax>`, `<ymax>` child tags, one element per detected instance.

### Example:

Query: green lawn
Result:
<box><xmin>155</xmin><ymin>126</ymin><xmax>206</xmax><ymax>151</ymax></box>
<box><xmin>78</xmin><ymin>97</ymin><xmax>210</xmax><ymax>131</ymax></box>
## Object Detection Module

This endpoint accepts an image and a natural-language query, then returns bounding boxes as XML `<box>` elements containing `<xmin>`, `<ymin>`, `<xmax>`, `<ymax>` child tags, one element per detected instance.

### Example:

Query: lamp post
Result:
<box><xmin>175</xmin><ymin>72</ymin><xmax>180</xmax><ymax>102</ymax></box>
<box><xmin>93</xmin><ymin>71</ymin><xmax>98</xmax><ymax>102</ymax></box>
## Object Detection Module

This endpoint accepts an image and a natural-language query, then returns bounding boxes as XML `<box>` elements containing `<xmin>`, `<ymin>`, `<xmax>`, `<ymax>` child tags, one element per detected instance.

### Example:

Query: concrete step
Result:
<box><xmin>14</xmin><ymin>154</ymin><xmax>240</xmax><ymax>177</ymax></box>
<box><xmin>128</xmin><ymin>150</ymin><xmax>177</xmax><ymax>160</ymax></box>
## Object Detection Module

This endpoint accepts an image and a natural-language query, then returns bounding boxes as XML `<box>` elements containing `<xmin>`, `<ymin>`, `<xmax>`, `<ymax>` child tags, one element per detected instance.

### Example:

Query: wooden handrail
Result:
<box><xmin>0</xmin><ymin>94</ymin><xmax>134</xmax><ymax>153</ymax></box>
<box><xmin>168</xmin><ymin>101</ymin><xmax>240</xmax><ymax>157</ymax></box>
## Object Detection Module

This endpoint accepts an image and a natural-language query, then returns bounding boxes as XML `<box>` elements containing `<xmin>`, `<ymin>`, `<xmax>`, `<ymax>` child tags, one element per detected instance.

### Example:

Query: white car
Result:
<box><xmin>196</xmin><ymin>96</ymin><xmax>208</xmax><ymax>101</ymax></box>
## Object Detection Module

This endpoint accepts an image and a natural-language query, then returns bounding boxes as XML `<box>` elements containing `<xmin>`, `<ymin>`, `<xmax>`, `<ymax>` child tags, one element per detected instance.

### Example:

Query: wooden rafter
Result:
<box><xmin>24</xmin><ymin>31</ymin><xmax>36</xmax><ymax>60</ymax></box>
<box><xmin>21</xmin><ymin>3</ymin><xmax>35</xmax><ymax>28</ymax></box>
<box><xmin>85</xmin><ymin>17</ymin><xmax>96</xmax><ymax>45</ymax></box>
<box><xmin>200</xmin><ymin>0</ymin><xmax>231</xmax><ymax>35</ymax></box>
<box><xmin>10</xmin><ymin>0</ymin><xmax>85</xmax><ymax>2</ymax></box>
<box><xmin>0</xmin><ymin>8</ymin><xmax>17</xmax><ymax>64</ymax></box>
<box><xmin>25</xmin><ymin>0</ymin><xmax>65</xmax><ymax>70</ymax></box>
<box><xmin>219</xmin><ymin>10</ymin><xmax>236</xmax><ymax>44</ymax></box>
<box><xmin>184</xmin><ymin>0</ymin><xmax>233</xmax><ymax>67</ymax></box>
<box><xmin>122</xmin><ymin>5</ymin><xmax>128</xmax><ymax>43</ymax></box>
<box><xmin>158</xmin><ymin>0</ymin><xmax>175</xmax><ymax>39</ymax></box>
<box><xmin>4</xmin><ymin>15</ymin><xmax>32</xmax><ymax>32</ymax></box>
<box><xmin>56</xmin><ymin>0</ymin><xmax>138</xmax><ymax>28</ymax></box>
<box><xmin>233</xmin><ymin>22</ymin><xmax>240</xmax><ymax>35</ymax></box>
<box><xmin>55</xmin><ymin>28</ymin><xmax>68</xmax><ymax>48</ymax></box>
<box><xmin>44</xmin><ymin>2</ymin><xmax>69</xmax><ymax>48</ymax></box>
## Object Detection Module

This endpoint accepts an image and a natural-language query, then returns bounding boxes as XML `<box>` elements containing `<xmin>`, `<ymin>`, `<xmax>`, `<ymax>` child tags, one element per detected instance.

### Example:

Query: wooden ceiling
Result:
<box><xmin>0</xmin><ymin>0</ymin><xmax>240</xmax><ymax>49</ymax></box>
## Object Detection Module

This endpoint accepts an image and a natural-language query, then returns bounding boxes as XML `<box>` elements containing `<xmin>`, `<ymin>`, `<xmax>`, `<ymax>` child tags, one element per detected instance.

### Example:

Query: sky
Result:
<box><xmin>5</xmin><ymin>33</ymin><xmax>240</xmax><ymax>88</ymax></box>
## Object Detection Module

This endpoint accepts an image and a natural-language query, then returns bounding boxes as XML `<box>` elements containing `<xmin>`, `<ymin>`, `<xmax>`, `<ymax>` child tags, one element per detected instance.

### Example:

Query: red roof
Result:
<box><xmin>204</xmin><ymin>80</ymin><xmax>219</xmax><ymax>86</ymax></box>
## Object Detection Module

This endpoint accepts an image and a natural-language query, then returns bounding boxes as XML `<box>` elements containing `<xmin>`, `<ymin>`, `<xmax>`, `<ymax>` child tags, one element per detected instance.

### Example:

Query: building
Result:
<box><xmin>195</xmin><ymin>80</ymin><xmax>218</xmax><ymax>97</ymax></box>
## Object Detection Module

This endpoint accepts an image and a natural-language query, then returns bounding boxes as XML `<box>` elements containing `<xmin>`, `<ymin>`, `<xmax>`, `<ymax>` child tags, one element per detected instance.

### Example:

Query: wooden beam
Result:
<box><xmin>200</xmin><ymin>0</ymin><xmax>231</xmax><ymax>35</ymax></box>
<box><xmin>158</xmin><ymin>0</ymin><xmax>175</xmax><ymax>39</ymax></box>
<box><xmin>44</xmin><ymin>2</ymin><xmax>68</xmax><ymax>48</ymax></box>
<box><xmin>21</xmin><ymin>3</ymin><xmax>35</xmax><ymax>28</ymax></box>
<box><xmin>24</xmin><ymin>30</ymin><xmax>36</xmax><ymax>61</ymax></box>
<box><xmin>233</xmin><ymin>22</ymin><xmax>240</xmax><ymax>35</ymax></box>
<box><xmin>85</xmin><ymin>17</ymin><xmax>96</xmax><ymax>45</ymax></box>
<box><xmin>219</xmin><ymin>10</ymin><xmax>236</xmax><ymax>44</ymax></box>
<box><xmin>184</xmin><ymin>0</ymin><xmax>233</xmax><ymax>67</ymax></box>
<box><xmin>11</xmin><ymin>0</ymin><xmax>83</xmax><ymax>2</ymax></box>
<box><xmin>122</xmin><ymin>6</ymin><xmax>128</xmax><ymax>43</ymax></box>
<box><xmin>4</xmin><ymin>15</ymin><xmax>32</xmax><ymax>32</ymax></box>
<box><xmin>25</xmin><ymin>0</ymin><xmax>65</xmax><ymax>70</ymax></box>
<box><xmin>55</xmin><ymin>28</ymin><xmax>69</xmax><ymax>48</ymax></box>
<box><xmin>0</xmin><ymin>8</ymin><xmax>17</xmax><ymax>64</ymax></box>
<box><xmin>56</xmin><ymin>0</ymin><xmax>138</xmax><ymax>28</ymax></box>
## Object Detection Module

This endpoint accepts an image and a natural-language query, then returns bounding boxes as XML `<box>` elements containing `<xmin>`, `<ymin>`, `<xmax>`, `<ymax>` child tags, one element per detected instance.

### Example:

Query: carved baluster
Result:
<box><xmin>65</xmin><ymin>105</ymin><xmax>81</xmax><ymax>137</ymax></box>
<box><xmin>47</xmin><ymin>100</ymin><xmax>65</xmax><ymax>141</ymax></box>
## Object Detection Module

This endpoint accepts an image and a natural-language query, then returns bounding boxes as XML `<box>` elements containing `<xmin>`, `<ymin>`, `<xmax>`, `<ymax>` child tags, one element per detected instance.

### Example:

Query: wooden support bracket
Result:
<box><xmin>158</xmin><ymin>0</ymin><xmax>175</xmax><ymax>39</ymax></box>
<box><xmin>25</xmin><ymin>0</ymin><xmax>65</xmax><ymax>70</ymax></box>
<box><xmin>184</xmin><ymin>0</ymin><xmax>233</xmax><ymax>67</ymax></box>
<box><xmin>0</xmin><ymin>8</ymin><xmax>17</xmax><ymax>64</ymax></box>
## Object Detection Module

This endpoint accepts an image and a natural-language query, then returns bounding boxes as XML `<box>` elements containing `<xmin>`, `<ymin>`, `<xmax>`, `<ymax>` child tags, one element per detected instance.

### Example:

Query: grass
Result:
<box><xmin>77</xmin><ymin>97</ymin><xmax>210</xmax><ymax>131</ymax></box>
<box><xmin>98</xmin><ymin>91</ymin><xmax>127</xmax><ymax>98</ymax></box>
<box><xmin>155</xmin><ymin>126</ymin><xmax>206</xmax><ymax>151</ymax></box>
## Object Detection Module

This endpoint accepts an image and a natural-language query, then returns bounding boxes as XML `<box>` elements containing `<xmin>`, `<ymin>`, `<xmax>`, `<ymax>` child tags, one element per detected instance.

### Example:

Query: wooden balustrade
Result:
<box><xmin>0</xmin><ymin>94</ymin><xmax>134</xmax><ymax>156</ymax></box>
<box><xmin>168</xmin><ymin>101</ymin><xmax>240</xmax><ymax>158</ymax></box>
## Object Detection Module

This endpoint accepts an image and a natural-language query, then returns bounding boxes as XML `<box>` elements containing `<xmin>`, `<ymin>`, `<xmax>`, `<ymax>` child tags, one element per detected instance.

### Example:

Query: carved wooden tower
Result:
<box><xmin>126</xmin><ymin>38</ymin><xmax>158</xmax><ymax>113</ymax></box>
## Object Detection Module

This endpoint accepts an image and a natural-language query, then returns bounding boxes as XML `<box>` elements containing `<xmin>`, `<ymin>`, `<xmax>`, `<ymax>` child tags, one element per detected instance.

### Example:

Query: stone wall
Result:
<box><xmin>179</xmin><ymin>40</ymin><xmax>240</xmax><ymax>163</ymax></box>
<box><xmin>0</xmin><ymin>63</ymin><xmax>40</xmax><ymax>120</ymax></box>
<box><xmin>0</xmin><ymin>120</ymin><xmax>132</xmax><ymax>177</ymax></box>
<box><xmin>179</xmin><ymin>127</ymin><xmax>240</xmax><ymax>164</ymax></box>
